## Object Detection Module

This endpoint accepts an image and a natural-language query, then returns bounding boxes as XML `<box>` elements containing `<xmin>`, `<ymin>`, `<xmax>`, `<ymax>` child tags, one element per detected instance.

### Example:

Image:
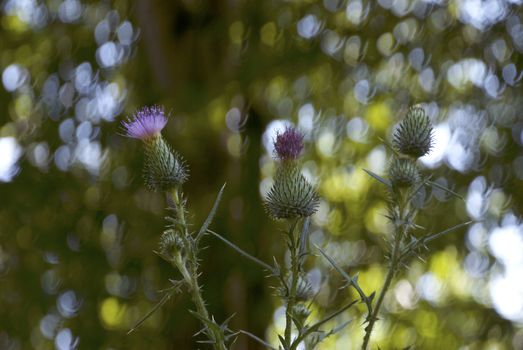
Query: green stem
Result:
<box><xmin>361</xmin><ymin>195</ymin><xmax>408</xmax><ymax>350</ymax></box>
<box><xmin>284</xmin><ymin>220</ymin><xmax>300</xmax><ymax>349</ymax></box>
<box><xmin>361</xmin><ymin>231</ymin><xmax>401</xmax><ymax>350</ymax></box>
<box><xmin>170</xmin><ymin>188</ymin><xmax>227</xmax><ymax>350</ymax></box>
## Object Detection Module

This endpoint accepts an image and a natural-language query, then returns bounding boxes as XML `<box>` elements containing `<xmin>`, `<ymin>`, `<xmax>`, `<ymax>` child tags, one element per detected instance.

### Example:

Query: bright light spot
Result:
<box><xmin>346</xmin><ymin>117</ymin><xmax>369</xmax><ymax>143</ymax></box>
<box><xmin>116</xmin><ymin>21</ymin><xmax>134</xmax><ymax>45</ymax></box>
<box><xmin>297</xmin><ymin>14</ymin><xmax>322</xmax><ymax>39</ymax></box>
<box><xmin>55</xmin><ymin>328</ymin><xmax>79</xmax><ymax>350</ymax></box>
<box><xmin>2</xmin><ymin>64</ymin><xmax>27</xmax><ymax>92</ymax></box>
<box><xmin>458</xmin><ymin>0</ymin><xmax>508</xmax><ymax>30</ymax></box>
<box><xmin>262</xmin><ymin>119</ymin><xmax>291</xmax><ymax>156</ymax></box>
<box><xmin>420</xmin><ymin>123</ymin><xmax>450</xmax><ymax>168</ymax></box>
<box><xmin>57</xmin><ymin>290</ymin><xmax>82</xmax><ymax>318</ymax></box>
<box><xmin>489</xmin><ymin>224</ymin><xmax>523</xmax><ymax>266</ymax></box>
<box><xmin>58</xmin><ymin>0</ymin><xmax>83</xmax><ymax>23</ymax></box>
<box><xmin>366</xmin><ymin>146</ymin><xmax>386</xmax><ymax>174</ymax></box>
<box><xmin>96</xmin><ymin>41</ymin><xmax>123</xmax><ymax>68</ymax></box>
<box><xmin>466</xmin><ymin>176</ymin><xmax>489</xmax><ymax>220</ymax></box>
<box><xmin>0</xmin><ymin>137</ymin><xmax>23</xmax><ymax>182</ymax></box>
<box><xmin>416</xmin><ymin>273</ymin><xmax>442</xmax><ymax>304</ymax></box>
<box><xmin>298</xmin><ymin>104</ymin><xmax>315</xmax><ymax>135</ymax></box>
<box><xmin>395</xmin><ymin>279</ymin><xmax>418</xmax><ymax>309</ymax></box>
<box><xmin>447</xmin><ymin>58</ymin><xmax>486</xmax><ymax>89</ymax></box>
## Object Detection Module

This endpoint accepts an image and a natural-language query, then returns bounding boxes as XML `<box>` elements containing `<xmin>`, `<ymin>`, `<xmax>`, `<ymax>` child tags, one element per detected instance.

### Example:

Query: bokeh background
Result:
<box><xmin>1</xmin><ymin>0</ymin><xmax>523</xmax><ymax>349</ymax></box>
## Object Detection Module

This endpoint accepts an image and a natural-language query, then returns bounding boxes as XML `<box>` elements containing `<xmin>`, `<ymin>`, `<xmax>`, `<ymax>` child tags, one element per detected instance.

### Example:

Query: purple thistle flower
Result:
<box><xmin>122</xmin><ymin>106</ymin><xmax>168</xmax><ymax>140</ymax></box>
<box><xmin>274</xmin><ymin>126</ymin><xmax>304</xmax><ymax>161</ymax></box>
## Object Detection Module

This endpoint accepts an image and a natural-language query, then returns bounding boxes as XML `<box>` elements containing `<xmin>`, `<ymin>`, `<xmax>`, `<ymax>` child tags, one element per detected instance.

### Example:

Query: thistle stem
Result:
<box><xmin>284</xmin><ymin>220</ymin><xmax>300</xmax><ymax>349</ymax></box>
<box><xmin>361</xmin><ymin>196</ymin><xmax>408</xmax><ymax>350</ymax></box>
<box><xmin>170</xmin><ymin>188</ymin><xmax>227</xmax><ymax>350</ymax></box>
<box><xmin>361</xmin><ymin>231</ymin><xmax>401</xmax><ymax>350</ymax></box>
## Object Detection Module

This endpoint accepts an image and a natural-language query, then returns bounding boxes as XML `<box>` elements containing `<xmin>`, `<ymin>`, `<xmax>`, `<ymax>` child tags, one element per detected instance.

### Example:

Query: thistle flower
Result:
<box><xmin>274</xmin><ymin>126</ymin><xmax>304</xmax><ymax>161</ymax></box>
<box><xmin>389</xmin><ymin>158</ymin><xmax>420</xmax><ymax>188</ymax></box>
<box><xmin>265</xmin><ymin>165</ymin><xmax>319</xmax><ymax>219</ymax></box>
<box><xmin>122</xmin><ymin>106</ymin><xmax>168</xmax><ymax>140</ymax></box>
<box><xmin>122</xmin><ymin>106</ymin><xmax>188</xmax><ymax>192</ymax></box>
<box><xmin>393</xmin><ymin>105</ymin><xmax>434</xmax><ymax>158</ymax></box>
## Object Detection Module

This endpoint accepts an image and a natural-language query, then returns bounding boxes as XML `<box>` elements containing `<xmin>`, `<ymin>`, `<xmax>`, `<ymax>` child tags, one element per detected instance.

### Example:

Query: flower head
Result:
<box><xmin>265</xmin><ymin>165</ymin><xmax>319</xmax><ymax>219</ymax></box>
<box><xmin>389</xmin><ymin>158</ymin><xmax>420</xmax><ymax>189</ymax></box>
<box><xmin>393</xmin><ymin>105</ymin><xmax>434</xmax><ymax>158</ymax></box>
<box><xmin>274</xmin><ymin>126</ymin><xmax>304</xmax><ymax>161</ymax></box>
<box><xmin>122</xmin><ymin>106</ymin><xmax>168</xmax><ymax>140</ymax></box>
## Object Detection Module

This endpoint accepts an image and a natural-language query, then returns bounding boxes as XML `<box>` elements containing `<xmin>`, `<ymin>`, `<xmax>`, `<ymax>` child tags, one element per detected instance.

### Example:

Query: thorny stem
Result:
<box><xmin>284</xmin><ymin>220</ymin><xmax>300</xmax><ymax>349</ymax></box>
<box><xmin>361</xmin><ymin>194</ymin><xmax>409</xmax><ymax>350</ymax></box>
<box><xmin>169</xmin><ymin>188</ymin><xmax>227</xmax><ymax>350</ymax></box>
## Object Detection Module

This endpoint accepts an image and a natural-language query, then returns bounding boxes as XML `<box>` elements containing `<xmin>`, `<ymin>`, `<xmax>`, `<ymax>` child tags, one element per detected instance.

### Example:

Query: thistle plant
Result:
<box><xmin>209</xmin><ymin>127</ymin><xmax>356</xmax><ymax>350</ymax></box>
<box><xmin>121</xmin><ymin>106</ymin><xmax>472</xmax><ymax>350</ymax></box>
<box><xmin>122</xmin><ymin>106</ymin><xmax>232</xmax><ymax>349</ymax></box>
<box><xmin>357</xmin><ymin>105</ymin><xmax>473</xmax><ymax>349</ymax></box>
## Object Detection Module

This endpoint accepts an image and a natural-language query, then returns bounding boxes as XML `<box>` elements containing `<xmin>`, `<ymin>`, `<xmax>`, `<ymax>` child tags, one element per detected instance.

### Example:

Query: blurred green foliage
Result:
<box><xmin>1</xmin><ymin>0</ymin><xmax>523</xmax><ymax>349</ymax></box>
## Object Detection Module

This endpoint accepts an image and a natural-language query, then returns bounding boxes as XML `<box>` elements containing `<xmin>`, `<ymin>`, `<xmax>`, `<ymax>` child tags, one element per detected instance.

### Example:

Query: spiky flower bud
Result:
<box><xmin>277</xmin><ymin>275</ymin><xmax>314</xmax><ymax>301</ymax></box>
<box><xmin>122</xmin><ymin>106</ymin><xmax>188</xmax><ymax>192</ymax></box>
<box><xmin>159</xmin><ymin>230</ymin><xmax>185</xmax><ymax>257</ymax></box>
<box><xmin>292</xmin><ymin>303</ymin><xmax>311</xmax><ymax>324</ymax></box>
<box><xmin>143</xmin><ymin>136</ymin><xmax>187</xmax><ymax>192</ymax></box>
<box><xmin>265</xmin><ymin>165</ymin><xmax>319</xmax><ymax>219</ymax></box>
<box><xmin>393</xmin><ymin>105</ymin><xmax>434</xmax><ymax>158</ymax></box>
<box><xmin>389</xmin><ymin>158</ymin><xmax>420</xmax><ymax>188</ymax></box>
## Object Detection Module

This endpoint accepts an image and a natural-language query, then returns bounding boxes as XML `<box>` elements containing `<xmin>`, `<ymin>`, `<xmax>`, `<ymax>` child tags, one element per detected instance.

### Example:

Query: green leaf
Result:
<box><xmin>363</xmin><ymin>169</ymin><xmax>392</xmax><ymax>188</ymax></box>
<box><xmin>426</xmin><ymin>180</ymin><xmax>464</xmax><ymax>200</ymax></box>
<box><xmin>207</xmin><ymin>229</ymin><xmax>276</xmax><ymax>273</ymax></box>
<box><xmin>239</xmin><ymin>330</ymin><xmax>277</xmax><ymax>350</ymax></box>
<box><xmin>316</xmin><ymin>245</ymin><xmax>373</xmax><ymax>320</ymax></box>
<box><xmin>127</xmin><ymin>290</ymin><xmax>175</xmax><ymax>335</ymax></box>
<box><xmin>290</xmin><ymin>300</ymin><xmax>356</xmax><ymax>349</ymax></box>
<box><xmin>196</xmin><ymin>183</ymin><xmax>227</xmax><ymax>242</ymax></box>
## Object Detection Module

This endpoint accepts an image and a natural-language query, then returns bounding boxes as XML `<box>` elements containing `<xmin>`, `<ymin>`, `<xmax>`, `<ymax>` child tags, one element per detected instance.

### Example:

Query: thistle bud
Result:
<box><xmin>292</xmin><ymin>303</ymin><xmax>311</xmax><ymax>325</ymax></box>
<box><xmin>389</xmin><ymin>158</ymin><xmax>420</xmax><ymax>188</ymax></box>
<box><xmin>265</xmin><ymin>165</ymin><xmax>319</xmax><ymax>219</ymax></box>
<box><xmin>265</xmin><ymin>126</ymin><xmax>318</xmax><ymax>219</ymax></box>
<box><xmin>143</xmin><ymin>136</ymin><xmax>188</xmax><ymax>192</ymax></box>
<box><xmin>159</xmin><ymin>230</ymin><xmax>185</xmax><ymax>257</ymax></box>
<box><xmin>277</xmin><ymin>275</ymin><xmax>314</xmax><ymax>301</ymax></box>
<box><xmin>121</xmin><ymin>106</ymin><xmax>188</xmax><ymax>192</ymax></box>
<box><xmin>393</xmin><ymin>105</ymin><xmax>433</xmax><ymax>158</ymax></box>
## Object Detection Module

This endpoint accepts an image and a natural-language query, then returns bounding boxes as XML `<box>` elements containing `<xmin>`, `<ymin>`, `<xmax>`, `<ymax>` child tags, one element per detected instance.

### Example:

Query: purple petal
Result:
<box><xmin>274</xmin><ymin>126</ymin><xmax>304</xmax><ymax>160</ymax></box>
<box><xmin>122</xmin><ymin>106</ymin><xmax>168</xmax><ymax>140</ymax></box>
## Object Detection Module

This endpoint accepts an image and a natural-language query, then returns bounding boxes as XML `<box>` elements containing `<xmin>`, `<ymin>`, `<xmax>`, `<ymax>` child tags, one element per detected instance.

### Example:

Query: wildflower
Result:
<box><xmin>274</xmin><ymin>126</ymin><xmax>304</xmax><ymax>161</ymax></box>
<box><xmin>389</xmin><ymin>158</ymin><xmax>420</xmax><ymax>189</ymax></box>
<box><xmin>122</xmin><ymin>106</ymin><xmax>168</xmax><ymax>140</ymax></box>
<box><xmin>393</xmin><ymin>105</ymin><xmax>434</xmax><ymax>158</ymax></box>
<box><xmin>122</xmin><ymin>106</ymin><xmax>187</xmax><ymax>192</ymax></box>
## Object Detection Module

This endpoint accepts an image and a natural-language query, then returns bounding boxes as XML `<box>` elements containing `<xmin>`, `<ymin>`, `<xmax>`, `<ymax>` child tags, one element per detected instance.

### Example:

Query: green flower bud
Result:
<box><xmin>389</xmin><ymin>158</ymin><xmax>420</xmax><ymax>188</ymax></box>
<box><xmin>277</xmin><ymin>275</ymin><xmax>314</xmax><ymax>301</ymax></box>
<box><xmin>143</xmin><ymin>135</ymin><xmax>188</xmax><ymax>192</ymax></box>
<box><xmin>265</xmin><ymin>164</ymin><xmax>319</xmax><ymax>220</ymax></box>
<box><xmin>292</xmin><ymin>303</ymin><xmax>311</xmax><ymax>325</ymax></box>
<box><xmin>159</xmin><ymin>230</ymin><xmax>185</xmax><ymax>257</ymax></box>
<box><xmin>393</xmin><ymin>105</ymin><xmax>434</xmax><ymax>158</ymax></box>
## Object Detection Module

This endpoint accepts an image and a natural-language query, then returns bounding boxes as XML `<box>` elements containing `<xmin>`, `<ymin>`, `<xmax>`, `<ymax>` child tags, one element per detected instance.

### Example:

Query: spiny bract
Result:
<box><xmin>265</xmin><ymin>165</ymin><xmax>319</xmax><ymax>219</ymax></box>
<box><xmin>393</xmin><ymin>105</ymin><xmax>434</xmax><ymax>158</ymax></box>
<box><xmin>389</xmin><ymin>158</ymin><xmax>420</xmax><ymax>188</ymax></box>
